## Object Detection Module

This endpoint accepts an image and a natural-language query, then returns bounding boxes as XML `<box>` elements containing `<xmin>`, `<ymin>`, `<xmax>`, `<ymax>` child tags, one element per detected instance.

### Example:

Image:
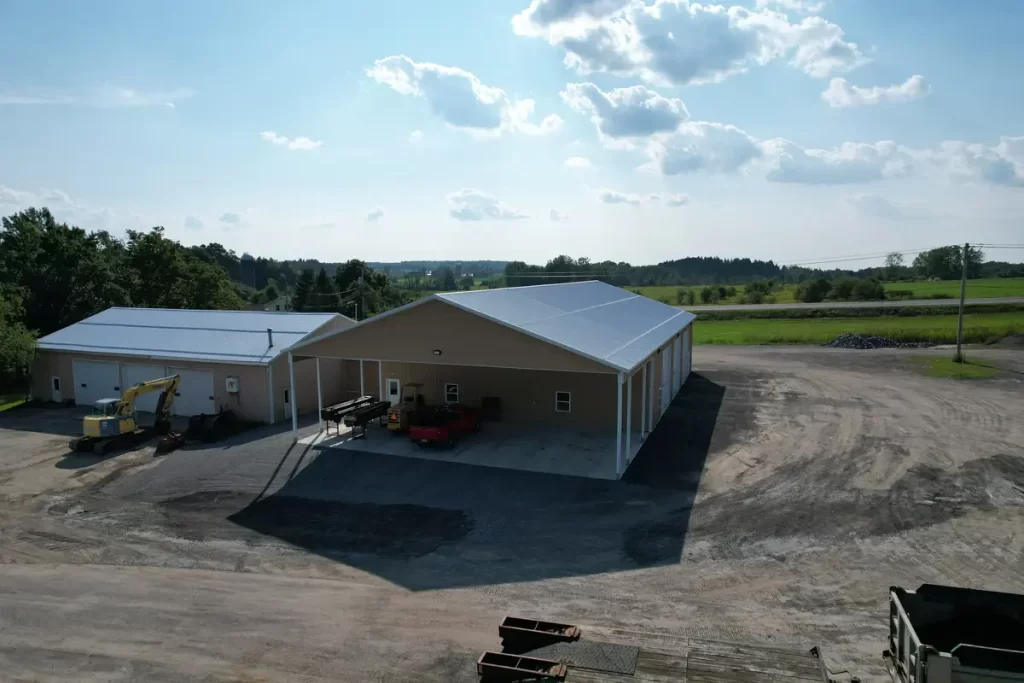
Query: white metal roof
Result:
<box><xmin>36</xmin><ymin>307</ymin><xmax>343</xmax><ymax>365</ymax></box>
<box><xmin>290</xmin><ymin>280</ymin><xmax>695</xmax><ymax>373</ymax></box>
<box><xmin>437</xmin><ymin>281</ymin><xmax>695</xmax><ymax>373</ymax></box>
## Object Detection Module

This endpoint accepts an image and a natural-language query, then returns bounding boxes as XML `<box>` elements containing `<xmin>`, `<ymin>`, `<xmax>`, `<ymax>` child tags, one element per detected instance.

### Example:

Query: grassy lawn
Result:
<box><xmin>694</xmin><ymin>312</ymin><xmax>1023</xmax><ymax>345</ymax></box>
<box><xmin>883</xmin><ymin>277</ymin><xmax>1024</xmax><ymax>299</ymax></box>
<box><xmin>914</xmin><ymin>357</ymin><xmax>1000</xmax><ymax>379</ymax></box>
<box><xmin>630</xmin><ymin>284</ymin><xmax>798</xmax><ymax>305</ymax></box>
<box><xmin>0</xmin><ymin>392</ymin><xmax>28</xmax><ymax>412</ymax></box>
<box><xmin>631</xmin><ymin>278</ymin><xmax>1024</xmax><ymax>306</ymax></box>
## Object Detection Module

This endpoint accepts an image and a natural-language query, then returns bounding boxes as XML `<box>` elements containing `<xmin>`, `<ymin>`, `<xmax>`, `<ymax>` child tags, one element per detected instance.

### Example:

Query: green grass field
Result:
<box><xmin>883</xmin><ymin>278</ymin><xmax>1024</xmax><ymax>299</ymax></box>
<box><xmin>629</xmin><ymin>284</ymin><xmax>798</xmax><ymax>305</ymax></box>
<box><xmin>0</xmin><ymin>393</ymin><xmax>27</xmax><ymax>412</ymax></box>
<box><xmin>630</xmin><ymin>278</ymin><xmax>1024</xmax><ymax>306</ymax></box>
<box><xmin>693</xmin><ymin>312</ymin><xmax>1022</xmax><ymax>345</ymax></box>
<box><xmin>914</xmin><ymin>357</ymin><xmax>1000</xmax><ymax>379</ymax></box>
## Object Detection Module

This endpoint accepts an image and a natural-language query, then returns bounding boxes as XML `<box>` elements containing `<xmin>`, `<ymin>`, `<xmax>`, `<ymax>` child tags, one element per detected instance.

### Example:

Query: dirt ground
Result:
<box><xmin>1</xmin><ymin>347</ymin><xmax>1021</xmax><ymax>682</ymax></box>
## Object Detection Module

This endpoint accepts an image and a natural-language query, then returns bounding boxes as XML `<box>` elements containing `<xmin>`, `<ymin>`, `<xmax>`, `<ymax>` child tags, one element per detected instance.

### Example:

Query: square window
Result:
<box><xmin>444</xmin><ymin>383</ymin><xmax>459</xmax><ymax>404</ymax></box>
<box><xmin>555</xmin><ymin>391</ymin><xmax>571</xmax><ymax>413</ymax></box>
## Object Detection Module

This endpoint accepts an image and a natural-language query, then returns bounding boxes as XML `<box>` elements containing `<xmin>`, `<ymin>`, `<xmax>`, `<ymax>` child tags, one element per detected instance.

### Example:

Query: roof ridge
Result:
<box><xmin>440</xmin><ymin>279</ymin><xmax>600</xmax><ymax>296</ymax></box>
<box><xmin>106</xmin><ymin>306</ymin><xmax>337</xmax><ymax>317</ymax></box>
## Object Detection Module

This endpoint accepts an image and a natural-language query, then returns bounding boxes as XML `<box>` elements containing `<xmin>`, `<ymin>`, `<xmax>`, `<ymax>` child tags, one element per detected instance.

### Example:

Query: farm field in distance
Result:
<box><xmin>694</xmin><ymin>311</ymin><xmax>1023</xmax><ymax>345</ymax></box>
<box><xmin>628</xmin><ymin>277</ymin><xmax>1024</xmax><ymax>306</ymax></box>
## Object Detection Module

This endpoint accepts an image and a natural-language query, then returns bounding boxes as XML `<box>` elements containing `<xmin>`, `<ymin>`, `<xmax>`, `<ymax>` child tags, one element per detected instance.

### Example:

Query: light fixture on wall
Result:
<box><xmin>432</xmin><ymin>349</ymin><xmax>443</xmax><ymax>356</ymax></box>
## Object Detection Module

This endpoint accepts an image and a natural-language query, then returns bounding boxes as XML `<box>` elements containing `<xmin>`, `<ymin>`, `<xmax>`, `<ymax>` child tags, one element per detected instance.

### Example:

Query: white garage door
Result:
<box><xmin>169</xmin><ymin>368</ymin><xmax>216</xmax><ymax>416</ymax></box>
<box><xmin>120</xmin><ymin>364</ymin><xmax>167</xmax><ymax>413</ymax></box>
<box><xmin>72</xmin><ymin>360</ymin><xmax>121</xmax><ymax>408</ymax></box>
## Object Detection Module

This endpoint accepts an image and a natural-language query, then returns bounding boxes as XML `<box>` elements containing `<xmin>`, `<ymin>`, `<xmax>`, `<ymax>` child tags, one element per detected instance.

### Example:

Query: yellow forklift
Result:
<box><xmin>386</xmin><ymin>383</ymin><xmax>424</xmax><ymax>433</ymax></box>
<box><xmin>69</xmin><ymin>375</ymin><xmax>185</xmax><ymax>454</ymax></box>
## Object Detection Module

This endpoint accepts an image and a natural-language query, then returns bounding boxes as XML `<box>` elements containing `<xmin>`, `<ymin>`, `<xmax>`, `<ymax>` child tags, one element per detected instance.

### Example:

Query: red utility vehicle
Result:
<box><xmin>408</xmin><ymin>404</ymin><xmax>480</xmax><ymax>447</ymax></box>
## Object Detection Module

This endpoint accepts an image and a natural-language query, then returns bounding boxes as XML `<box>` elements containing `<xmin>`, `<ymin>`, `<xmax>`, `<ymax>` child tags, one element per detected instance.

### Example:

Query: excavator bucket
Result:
<box><xmin>155</xmin><ymin>432</ymin><xmax>184</xmax><ymax>454</ymax></box>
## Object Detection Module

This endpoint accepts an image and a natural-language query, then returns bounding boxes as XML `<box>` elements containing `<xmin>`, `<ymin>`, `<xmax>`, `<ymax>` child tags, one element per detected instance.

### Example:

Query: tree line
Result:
<box><xmin>0</xmin><ymin>208</ymin><xmax>251</xmax><ymax>388</ymax></box>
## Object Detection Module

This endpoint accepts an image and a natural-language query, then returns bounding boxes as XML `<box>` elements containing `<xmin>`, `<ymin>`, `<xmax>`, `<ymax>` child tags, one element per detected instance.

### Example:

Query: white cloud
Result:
<box><xmin>513</xmin><ymin>0</ymin><xmax>867</xmax><ymax>87</ymax></box>
<box><xmin>0</xmin><ymin>185</ymin><xmax>115</xmax><ymax>229</ymax></box>
<box><xmin>595</xmin><ymin>188</ymin><xmax>660</xmax><ymax>205</ymax></box>
<box><xmin>184</xmin><ymin>216</ymin><xmax>204</xmax><ymax>230</ymax></box>
<box><xmin>367</xmin><ymin>207</ymin><xmax>385</xmax><ymax>221</ymax></box>
<box><xmin>844</xmin><ymin>194</ymin><xmax>910</xmax><ymax>221</ymax></box>
<box><xmin>550</xmin><ymin>208</ymin><xmax>568</xmax><ymax>221</ymax></box>
<box><xmin>0</xmin><ymin>84</ymin><xmax>194</xmax><ymax>108</ymax></box>
<box><xmin>219</xmin><ymin>212</ymin><xmax>243</xmax><ymax>224</ymax></box>
<box><xmin>513</xmin><ymin>0</ymin><xmax>632</xmax><ymax>31</ymax></box>
<box><xmin>755</xmin><ymin>0</ymin><xmax>825</xmax><ymax>13</ymax></box>
<box><xmin>367</xmin><ymin>55</ymin><xmax>562</xmax><ymax>137</ymax></box>
<box><xmin>665</xmin><ymin>193</ymin><xmax>690</xmax><ymax>206</ymax></box>
<box><xmin>564</xmin><ymin>156</ymin><xmax>593</xmax><ymax>168</ymax></box>
<box><xmin>448</xmin><ymin>189</ymin><xmax>529</xmax><ymax>220</ymax></box>
<box><xmin>930</xmin><ymin>136</ymin><xmax>1024</xmax><ymax>187</ymax></box>
<box><xmin>645</xmin><ymin>121</ymin><xmax>763</xmax><ymax>175</ymax></box>
<box><xmin>760</xmin><ymin>138</ymin><xmax>911</xmax><ymax>184</ymax></box>
<box><xmin>561</xmin><ymin>82</ymin><xmax>688</xmax><ymax>143</ymax></box>
<box><xmin>822</xmin><ymin>75</ymin><xmax>930</xmax><ymax>108</ymax></box>
<box><xmin>409</xmin><ymin>129</ymin><xmax>425</xmax><ymax>143</ymax></box>
<box><xmin>260</xmin><ymin>131</ymin><xmax>323</xmax><ymax>151</ymax></box>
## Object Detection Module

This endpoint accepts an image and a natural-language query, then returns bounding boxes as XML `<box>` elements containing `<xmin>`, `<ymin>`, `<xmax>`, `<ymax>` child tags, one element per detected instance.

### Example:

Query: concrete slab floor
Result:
<box><xmin>297</xmin><ymin>420</ymin><xmax>646</xmax><ymax>480</ymax></box>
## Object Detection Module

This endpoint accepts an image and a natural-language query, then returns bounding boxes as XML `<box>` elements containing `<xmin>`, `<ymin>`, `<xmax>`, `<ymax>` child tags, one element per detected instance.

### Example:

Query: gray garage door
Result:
<box><xmin>120</xmin><ymin>363</ymin><xmax>167</xmax><ymax>413</ymax></box>
<box><xmin>168</xmin><ymin>367</ymin><xmax>216</xmax><ymax>416</ymax></box>
<box><xmin>72</xmin><ymin>360</ymin><xmax>121</xmax><ymax>407</ymax></box>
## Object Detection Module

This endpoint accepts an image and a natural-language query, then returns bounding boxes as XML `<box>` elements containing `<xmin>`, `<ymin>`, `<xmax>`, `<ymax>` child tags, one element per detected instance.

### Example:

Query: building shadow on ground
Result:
<box><xmin>224</xmin><ymin>373</ymin><xmax>727</xmax><ymax>591</ymax></box>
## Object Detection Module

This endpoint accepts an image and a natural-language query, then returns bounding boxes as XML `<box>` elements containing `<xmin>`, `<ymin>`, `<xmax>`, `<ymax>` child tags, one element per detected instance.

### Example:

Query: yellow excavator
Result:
<box><xmin>69</xmin><ymin>375</ymin><xmax>185</xmax><ymax>454</ymax></box>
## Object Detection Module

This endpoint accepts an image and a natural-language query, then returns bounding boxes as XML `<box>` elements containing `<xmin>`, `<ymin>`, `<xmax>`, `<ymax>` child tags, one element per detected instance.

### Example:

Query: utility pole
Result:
<box><xmin>954</xmin><ymin>242</ymin><xmax>968</xmax><ymax>363</ymax></box>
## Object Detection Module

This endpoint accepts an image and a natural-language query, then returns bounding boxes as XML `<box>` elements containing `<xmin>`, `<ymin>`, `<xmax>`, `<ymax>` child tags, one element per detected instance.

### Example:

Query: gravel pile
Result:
<box><xmin>824</xmin><ymin>334</ymin><xmax>928</xmax><ymax>349</ymax></box>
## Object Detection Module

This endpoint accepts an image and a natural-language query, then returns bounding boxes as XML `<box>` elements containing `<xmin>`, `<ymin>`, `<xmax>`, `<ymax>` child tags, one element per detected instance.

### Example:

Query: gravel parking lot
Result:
<box><xmin>0</xmin><ymin>346</ymin><xmax>1021</xmax><ymax>682</ymax></box>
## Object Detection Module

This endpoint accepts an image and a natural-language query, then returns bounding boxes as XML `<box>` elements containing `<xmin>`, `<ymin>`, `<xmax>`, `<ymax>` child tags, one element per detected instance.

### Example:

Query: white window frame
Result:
<box><xmin>555</xmin><ymin>391</ymin><xmax>571</xmax><ymax>413</ymax></box>
<box><xmin>444</xmin><ymin>383</ymin><xmax>459</xmax><ymax>404</ymax></box>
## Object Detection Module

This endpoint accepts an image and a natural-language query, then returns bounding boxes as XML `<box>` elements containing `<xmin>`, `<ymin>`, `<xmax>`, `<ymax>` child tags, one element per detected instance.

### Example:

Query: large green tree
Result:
<box><xmin>913</xmin><ymin>245</ymin><xmax>985</xmax><ymax>280</ymax></box>
<box><xmin>124</xmin><ymin>228</ymin><xmax>245</xmax><ymax>310</ymax></box>
<box><xmin>0</xmin><ymin>288</ymin><xmax>36</xmax><ymax>389</ymax></box>
<box><xmin>0</xmin><ymin>208</ymin><xmax>130</xmax><ymax>335</ymax></box>
<box><xmin>292</xmin><ymin>268</ymin><xmax>315</xmax><ymax>312</ymax></box>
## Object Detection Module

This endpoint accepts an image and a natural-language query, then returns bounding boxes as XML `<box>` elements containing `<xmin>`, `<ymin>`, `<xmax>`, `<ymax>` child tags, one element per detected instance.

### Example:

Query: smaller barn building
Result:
<box><xmin>288</xmin><ymin>281</ymin><xmax>696</xmax><ymax>479</ymax></box>
<box><xmin>32</xmin><ymin>308</ymin><xmax>353</xmax><ymax>423</ymax></box>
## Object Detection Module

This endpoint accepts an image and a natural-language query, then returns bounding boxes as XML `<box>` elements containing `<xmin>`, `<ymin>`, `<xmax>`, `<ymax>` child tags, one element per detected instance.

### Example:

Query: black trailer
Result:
<box><xmin>343</xmin><ymin>401</ymin><xmax>391</xmax><ymax>439</ymax></box>
<box><xmin>321</xmin><ymin>395</ymin><xmax>374</xmax><ymax>435</ymax></box>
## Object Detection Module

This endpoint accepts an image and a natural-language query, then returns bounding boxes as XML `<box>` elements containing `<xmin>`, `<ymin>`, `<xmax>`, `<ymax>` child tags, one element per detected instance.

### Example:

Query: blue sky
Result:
<box><xmin>1</xmin><ymin>0</ymin><xmax>1022</xmax><ymax>265</ymax></box>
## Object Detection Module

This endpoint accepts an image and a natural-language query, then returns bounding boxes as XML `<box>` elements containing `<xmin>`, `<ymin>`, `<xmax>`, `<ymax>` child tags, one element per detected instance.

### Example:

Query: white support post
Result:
<box><xmin>288</xmin><ymin>352</ymin><xmax>298</xmax><ymax>437</ymax></box>
<box><xmin>359</xmin><ymin>359</ymin><xmax>365</xmax><ymax>398</ymax></box>
<box><xmin>640</xmin><ymin>363</ymin><xmax>647</xmax><ymax>438</ymax></box>
<box><xmin>377</xmin><ymin>361</ymin><xmax>383</xmax><ymax>401</ymax></box>
<box><xmin>625</xmin><ymin>373</ymin><xmax>633</xmax><ymax>464</ymax></box>
<box><xmin>615</xmin><ymin>372</ymin><xmax>624</xmax><ymax>477</ymax></box>
<box><xmin>316</xmin><ymin>357</ymin><xmax>323</xmax><ymax>430</ymax></box>
<box><xmin>267</xmin><ymin>364</ymin><xmax>275</xmax><ymax>424</ymax></box>
<box><xmin>672</xmin><ymin>336</ymin><xmax>680</xmax><ymax>395</ymax></box>
<box><xmin>648</xmin><ymin>360</ymin><xmax>655</xmax><ymax>432</ymax></box>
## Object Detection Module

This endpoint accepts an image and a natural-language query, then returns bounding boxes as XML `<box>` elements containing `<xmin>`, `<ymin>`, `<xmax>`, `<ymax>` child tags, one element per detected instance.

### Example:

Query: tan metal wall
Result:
<box><xmin>378</xmin><ymin>361</ymin><xmax>619</xmax><ymax>433</ymax></box>
<box><xmin>294</xmin><ymin>299</ymin><xmax>616</xmax><ymax>375</ymax></box>
<box><xmin>31</xmin><ymin>351</ymin><xmax>272</xmax><ymax>424</ymax></box>
<box><xmin>269</xmin><ymin>355</ymin><xmax>345</xmax><ymax>422</ymax></box>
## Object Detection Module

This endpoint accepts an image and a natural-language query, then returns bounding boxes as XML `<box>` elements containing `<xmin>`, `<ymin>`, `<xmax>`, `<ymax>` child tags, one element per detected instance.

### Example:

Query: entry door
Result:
<box><xmin>72</xmin><ymin>360</ymin><xmax>121</xmax><ymax>407</ymax></box>
<box><xmin>386</xmin><ymin>378</ymin><xmax>401</xmax><ymax>406</ymax></box>
<box><xmin>51</xmin><ymin>377</ymin><xmax>62</xmax><ymax>403</ymax></box>
<box><xmin>120</xmin><ymin>364</ymin><xmax>167</xmax><ymax>413</ymax></box>
<box><xmin>168</xmin><ymin>368</ymin><xmax>216</xmax><ymax>416</ymax></box>
<box><xmin>673</xmin><ymin>336</ymin><xmax>682</xmax><ymax>392</ymax></box>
